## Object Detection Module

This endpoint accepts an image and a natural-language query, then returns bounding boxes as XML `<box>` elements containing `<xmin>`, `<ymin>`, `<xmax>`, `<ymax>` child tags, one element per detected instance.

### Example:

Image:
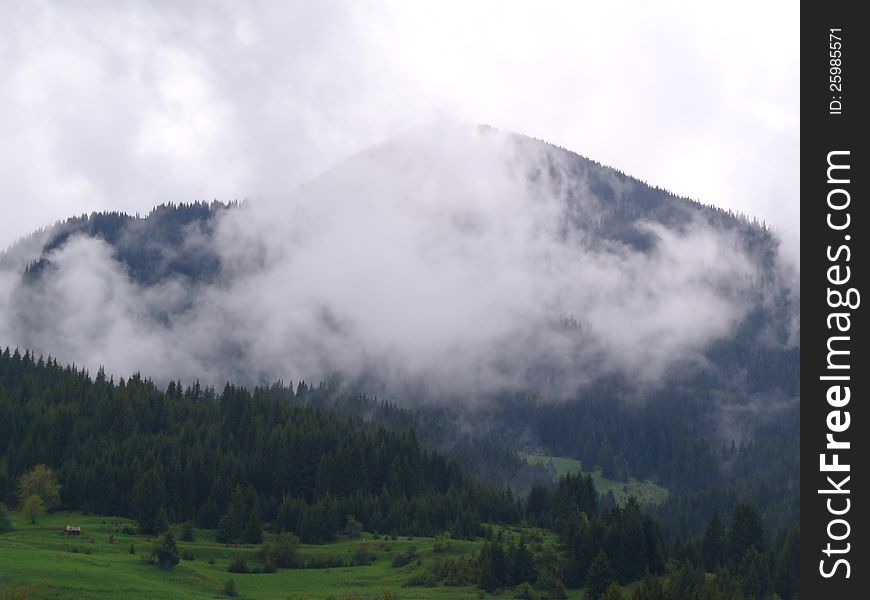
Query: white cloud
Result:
<box><xmin>0</xmin><ymin>0</ymin><xmax>798</xmax><ymax>257</ymax></box>
<box><xmin>0</xmin><ymin>125</ymin><xmax>765</xmax><ymax>397</ymax></box>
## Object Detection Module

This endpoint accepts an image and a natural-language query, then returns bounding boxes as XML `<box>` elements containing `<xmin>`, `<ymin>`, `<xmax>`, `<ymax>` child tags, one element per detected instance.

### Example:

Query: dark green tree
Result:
<box><xmin>774</xmin><ymin>525</ymin><xmax>799</xmax><ymax>600</ymax></box>
<box><xmin>478</xmin><ymin>540</ymin><xmax>507</xmax><ymax>592</ymax></box>
<box><xmin>701</xmin><ymin>512</ymin><xmax>726</xmax><ymax>571</ymax></box>
<box><xmin>152</xmin><ymin>530</ymin><xmax>180</xmax><ymax>569</ymax></box>
<box><xmin>259</xmin><ymin>532</ymin><xmax>300</xmax><ymax>569</ymax></box>
<box><xmin>131</xmin><ymin>469</ymin><xmax>168</xmax><ymax>535</ymax></box>
<box><xmin>606</xmin><ymin>496</ymin><xmax>647</xmax><ymax>582</ymax></box>
<box><xmin>507</xmin><ymin>537</ymin><xmax>537</xmax><ymax>585</ymax></box>
<box><xmin>736</xmin><ymin>545</ymin><xmax>770</xmax><ymax>599</ymax></box>
<box><xmin>670</xmin><ymin>559</ymin><xmax>704</xmax><ymax>598</ymax></box>
<box><xmin>585</xmin><ymin>550</ymin><xmax>615</xmax><ymax>600</ymax></box>
<box><xmin>218</xmin><ymin>485</ymin><xmax>261</xmax><ymax>544</ymax></box>
<box><xmin>728</xmin><ymin>502</ymin><xmax>765</xmax><ymax>566</ymax></box>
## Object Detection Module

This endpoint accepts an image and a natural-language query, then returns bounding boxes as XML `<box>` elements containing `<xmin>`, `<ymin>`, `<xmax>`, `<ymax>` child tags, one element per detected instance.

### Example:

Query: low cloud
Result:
<box><xmin>1</xmin><ymin>125</ymin><xmax>765</xmax><ymax>400</ymax></box>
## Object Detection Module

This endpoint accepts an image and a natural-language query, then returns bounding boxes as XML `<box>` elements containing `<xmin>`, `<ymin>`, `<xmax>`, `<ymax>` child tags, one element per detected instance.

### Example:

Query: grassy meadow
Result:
<box><xmin>0</xmin><ymin>511</ymin><xmax>593</xmax><ymax>600</ymax></box>
<box><xmin>520</xmin><ymin>454</ymin><xmax>668</xmax><ymax>506</ymax></box>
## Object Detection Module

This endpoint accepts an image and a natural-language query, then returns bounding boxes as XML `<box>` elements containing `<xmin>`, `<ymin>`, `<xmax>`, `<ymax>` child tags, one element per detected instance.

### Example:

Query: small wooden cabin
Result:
<box><xmin>64</xmin><ymin>525</ymin><xmax>82</xmax><ymax>536</ymax></box>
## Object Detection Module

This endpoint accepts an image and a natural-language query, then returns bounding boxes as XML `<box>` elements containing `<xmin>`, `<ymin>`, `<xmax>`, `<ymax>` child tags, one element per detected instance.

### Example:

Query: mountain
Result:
<box><xmin>0</xmin><ymin>123</ymin><xmax>799</xmax><ymax>533</ymax></box>
<box><xmin>0</xmin><ymin>123</ymin><xmax>797</xmax><ymax>390</ymax></box>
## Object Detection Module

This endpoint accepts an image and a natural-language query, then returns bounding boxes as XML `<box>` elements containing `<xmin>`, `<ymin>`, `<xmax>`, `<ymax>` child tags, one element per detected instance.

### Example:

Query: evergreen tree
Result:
<box><xmin>218</xmin><ymin>485</ymin><xmax>261</xmax><ymax>544</ymax></box>
<box><xmin>585</xmin><ymin>550</ymin><xmax>615</xmax><ymax>600</ymax></box>
<box><xmin>479</xmin><ymin>540</ymin><xmax>507</xmax><ymax>592</ymax></box>
<box><xmin>606</xmin><ymin>496</ymin><xmax>647</xmax><ymax>582</ymax></box>
<box><xmin>701</xmin><ymin>512</ymin><xmax>726</xmax><ymax>571</ymax></box>
<box><xmin>507</xmin><ymin>537</ymin><xmax>537</xmax><ymax>585</ymax></box>
<box><xmin>131</xmin><ymin>469</ymin><xmax>168</xmax><ymax>535</ymax></box>
<box><xmin>728</xmin><ymin>502</ymin><xmax>765</xmax><ymax>566</ymax></box>
<box><xmin>152</xmin><ymin>530</ymin><xmax>180</xmax><ymax>569</ymax></box>
<box><xmin>774</xmin><ymin>525</ymin><xmax>799</xmax><ymax>600</ymax></box>
<box><xmin>670</xmin><ymin>559</ymin><xmax>704</xmax><ymax>598</ymax></box>
<box><xmin>736</xmin><ymin>545</ymin><xmax>770</xmax><ymax>599</ymax></box>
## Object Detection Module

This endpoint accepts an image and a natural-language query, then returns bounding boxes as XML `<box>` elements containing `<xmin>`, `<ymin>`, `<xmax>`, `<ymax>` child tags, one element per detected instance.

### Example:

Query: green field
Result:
<box><xmin>0</xmin><ymin>511</ymin><xmax>591</xmax><ymax>599</ymax></box>
<box><xmin>520</xmin><ymin>454</ymin><xmax>668</xmax><ymax>506</ymax></box>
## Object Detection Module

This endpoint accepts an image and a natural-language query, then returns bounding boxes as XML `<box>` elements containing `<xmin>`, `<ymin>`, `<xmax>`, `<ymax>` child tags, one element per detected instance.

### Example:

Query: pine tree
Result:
<box><xmin>701</xmin><ymin>512</ymin><xmax>726</xmax><ymax>571</ymax></box>
<box><xmin>508</xmin><ymin>537</ymin><xmax>537</xmax><ymax>585</ymax></box>
<box><xmin>727</xmin><ymin>502</ymin><xmax>765</xmax><ymax>566</ymax></box>
<box><xmin>774</xmin><ymin>526</ymin><xmax>799</xmax><ymax>600</ymax></box>
<box><xmin>152</xmin><ymin>530</ymin><xmax>180</xmax><ymax>569</ymax></box>
<box><xmin>585</xmin><ymin>550</ymin><xmax>615</xmax><ymax>600</ymax></box>
<box><xmin>131</xmin><ymin>469</ymin><xmax>168</xmax><ymax>535</ymax></box>
<box><xmin>479</xmin><ymin>540</ymin><xmax>507</xmax><ymax>592</ymax></box>
<box><xmin>736</xmin><ymin>545</ymin><xmax>770</xmax><ymax>599</ymax></box>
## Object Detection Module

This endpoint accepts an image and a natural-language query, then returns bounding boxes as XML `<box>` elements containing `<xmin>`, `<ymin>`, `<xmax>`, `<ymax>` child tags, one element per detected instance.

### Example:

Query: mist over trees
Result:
<box><xmin>0</xmin><ymin>127</ymin><xmax>798</xmax><ymax>407</ymax></box>
<box><xmin>0</xmin><ymin>127</ymin><xmax>799</xmax><ymax>597</ymax></box>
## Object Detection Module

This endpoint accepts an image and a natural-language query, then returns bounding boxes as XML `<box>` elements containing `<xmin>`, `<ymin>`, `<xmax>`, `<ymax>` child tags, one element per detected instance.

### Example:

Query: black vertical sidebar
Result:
<box><xmin>801</xmin><ymin>2</ymin><xmax>867</xmax><ymax>597</ymax></box>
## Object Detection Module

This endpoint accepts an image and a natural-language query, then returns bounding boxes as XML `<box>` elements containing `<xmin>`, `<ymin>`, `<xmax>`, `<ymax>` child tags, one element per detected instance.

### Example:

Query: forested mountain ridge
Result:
<box><xmin>11</xmin><ymin>201</ymin><xmax>233</xmax><ymax>286</ymax></box>
<box><xmin>1</xmin><ymin>126</ymin><xmax>797</xmax><ymax>397</ymax></box>
<box><xmin>0</xmin><ymin>125</ymin><xmax>799</xmax><ymax>542</ymax></box>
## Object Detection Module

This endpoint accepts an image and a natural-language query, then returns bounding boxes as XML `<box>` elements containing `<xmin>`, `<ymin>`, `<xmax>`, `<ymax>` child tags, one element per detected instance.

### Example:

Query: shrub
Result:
<box><xmin>181</xmin><ymin>549</ymin><xmax>195</xmax><ymax>561</ymax></box>
<box><xmin>513</xmin><ymin>583</ymin><xmax>538</xmax><ymax>600</ymax></box>
<box><xmin>433</xmin><ymin>534</ymin><xmax>451</xmax><ymax>554</ymax></box>
<box><xmin>352</xmin><ymin>546</ymin><xmax>376</xmax><ymax>566</ymax></box>
<box><xmin>260</xmin><ymin>557</ymin><xmax>277</xmax><ymax>573</ymax></box>
<box><xmin>430</xmin><ymin>554</ymin><xmax>479</xmax><ymax>587</ymax></box>
<box><xmin>391</xmin><ymin>546</ymin><xmax>417</xmax><ymax>568</ymax></box>
<box><xmin>258</xmin><ymin>532</ymin><xmax>300</xmax><ymax>569</ymax></box>
<box><xmin>228</xmin><ymin>554</ymin><xmax>249</xmax><ymax>574</ymax></box>
<box><xmin>223</xmin><ymin>579</ymin><xmax>238</xmax><ymax>597</ymax></box>
<box><xmin>151</xmin><ymin>531</ymin><xmax>180</xmax><ymax>569</ymax></box>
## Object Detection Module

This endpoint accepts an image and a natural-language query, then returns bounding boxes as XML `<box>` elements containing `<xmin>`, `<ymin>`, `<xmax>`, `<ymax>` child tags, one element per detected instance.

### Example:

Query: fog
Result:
<box><xmin>0</xmin><ymin>124</ymin><xmax>764</xmax><ymax>400</ymax></box>
<box><xmin>0</xmin><ymin>1</ymin><xmax>799</xmax><ymax>260</ymax></box>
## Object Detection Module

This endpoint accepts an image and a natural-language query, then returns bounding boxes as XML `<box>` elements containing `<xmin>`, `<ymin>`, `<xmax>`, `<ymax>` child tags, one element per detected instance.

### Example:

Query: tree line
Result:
<box><xmin>0</xmin><ymin>348</ymin><xmax>517</xmax><ymax>541</ymax></box>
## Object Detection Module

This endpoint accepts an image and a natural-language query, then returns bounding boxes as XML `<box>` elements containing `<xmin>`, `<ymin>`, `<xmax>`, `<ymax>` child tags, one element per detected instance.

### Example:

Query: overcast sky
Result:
<box><xmin>0</xmin><ymin>0</ymin><xmax>799</xmax><ymax>257</ymax></box>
